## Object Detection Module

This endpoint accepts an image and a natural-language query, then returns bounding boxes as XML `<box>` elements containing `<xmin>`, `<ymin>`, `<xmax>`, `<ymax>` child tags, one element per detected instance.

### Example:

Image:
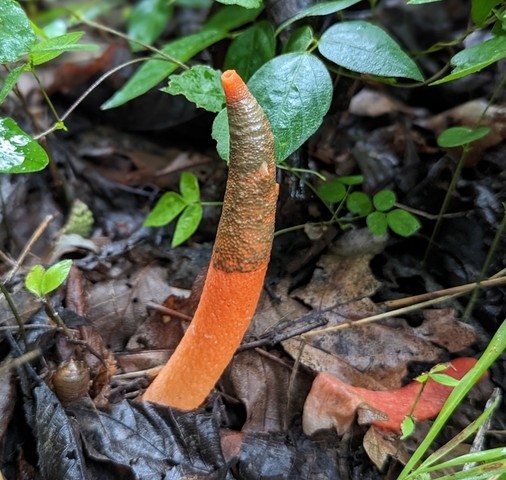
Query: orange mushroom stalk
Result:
<box><xmin>303</xmin><ymin>357</ymin><xmax>484</xmax><ymax>435</ymax></box>
<box><xmin>143</xmin><ymin>70</ymin><xmax>278</xmax><ymax>410</ymax></box>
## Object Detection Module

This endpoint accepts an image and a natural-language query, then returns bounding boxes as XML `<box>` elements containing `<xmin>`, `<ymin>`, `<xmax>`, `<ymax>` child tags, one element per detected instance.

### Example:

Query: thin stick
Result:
<box><xmin>5</xmin><ymin>214</ymin><xmax>55</xmax><ymax>283</ymax></box>
<box><xmin>303</xmin><ymin>272</ymin><xmax>506</xmax><ymax>338</ymax></box>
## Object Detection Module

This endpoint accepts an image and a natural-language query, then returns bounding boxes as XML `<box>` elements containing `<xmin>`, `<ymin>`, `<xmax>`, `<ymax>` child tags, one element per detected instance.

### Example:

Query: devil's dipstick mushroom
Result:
<box><xmin>143</xmin><ymin>70</ymin><xmax>278</xmax><ymax>410</ymax></box>
<box><xmin>303</xmin><ymin>357</ymin><xmax>484</xmax><ymax>435</ymax></box>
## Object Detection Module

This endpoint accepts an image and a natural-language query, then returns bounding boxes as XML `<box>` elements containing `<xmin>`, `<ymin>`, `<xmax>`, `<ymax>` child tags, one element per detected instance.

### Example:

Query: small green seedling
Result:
<box><xmin>400</xmin><ymin>362</ymin><xmax>462</xmax><ymax>441</ymax></box>
<box><xmin>25</xmin><ymin>259</ymin><xmax>73</xmax><ymax>333</ymax></box>
<box><xmin>317</xmin><ymin>176</ymin><xmax>421</xmax><ymax>237</ymax></box>
<box><xmin>145</xmin><ymin>172</ymin><xmax>221</xmax><ymax>247</ymax></box>
<box><xmin>25</xmin><ymin>259</ymin><xmax>73</xmax><ymax>298</ymax></box>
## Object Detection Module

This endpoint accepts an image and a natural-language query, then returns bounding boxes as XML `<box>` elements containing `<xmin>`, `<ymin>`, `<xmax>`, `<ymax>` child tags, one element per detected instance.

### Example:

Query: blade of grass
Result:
<box><xmin>414</xmin><ymin>393</ymin><xmax>501</xmax><ymax>473</ymax></box>
<box><xmin>398</xmin><ymin>319</ymin><xmax>506</xmax><ymax>480</ymax></box>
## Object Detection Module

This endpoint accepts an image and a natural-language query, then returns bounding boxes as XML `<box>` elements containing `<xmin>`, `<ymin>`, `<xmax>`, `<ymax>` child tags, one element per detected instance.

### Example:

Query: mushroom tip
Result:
<box><xmin>221</xmin><ymin>70</ymin><xmax>248</xmax><ymax>103</ymax></box>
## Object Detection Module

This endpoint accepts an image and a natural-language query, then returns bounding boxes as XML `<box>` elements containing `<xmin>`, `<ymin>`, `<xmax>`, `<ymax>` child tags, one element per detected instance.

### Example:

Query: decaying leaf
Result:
<box><xmin>85</xmin><ymin>266</ymin><xmax>172</xmax><ymax>350</ymax></box>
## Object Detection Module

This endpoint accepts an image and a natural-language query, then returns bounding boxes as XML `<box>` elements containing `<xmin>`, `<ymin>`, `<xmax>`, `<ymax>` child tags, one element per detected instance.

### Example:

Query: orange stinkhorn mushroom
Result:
<box><xmin>303</xmin><ymin>357</ymin><xmax>484</xmax><ymax>435</ymax></box>
<box><xmin>143</xmin><ymin>70</ymin><xmax>278</xmax><ymax>410</ymax></box>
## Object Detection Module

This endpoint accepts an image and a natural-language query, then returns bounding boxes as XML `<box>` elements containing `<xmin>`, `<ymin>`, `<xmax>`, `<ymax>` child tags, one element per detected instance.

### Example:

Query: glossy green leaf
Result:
<box><xmin>373</xmin><ymin>189</ymin><xmax>396</xmax><ymax>211</ymax></box>
<box><xmin>437</xmin><ymin>126</ymin><xmax>491</xmax><ymax>147</ymax></box>
<box><xmin>431</xmin><ymin>36</ymin><xmax>506</xmax><ymax>85</ymax></box>
<box><xmin>144</xmin><ymin>192</ymin><xmax>186</xmax><ymax>227</ymax></box>
<box><xmin>400</xmin><ymin>415</ymin><xmax>415</xmax><ymax>440</ymax></box>
<box><xmin>276</xmin><ymin>0</ymin><xmax>362</xmax><ymax>35</ymax></box>
<box><xmin>176</xmin><ymin>0</ymin><xmax>211</xmax><ymax>6</ymax></box>
<box><xmin>205</xmin><ymin>4</ymin><xmax>262</xmax><ymax>31</ymax></box>
<box><xmin>216</xmin><ymin>0</ymin><xmax>261</xmax><ymax>7</ymax></box>
<box><xmin>212</xmin><ymin>109</ymin><xmax>229</xmax><ymax>162</ymax></box>
<box><xmin>317</xmin><ymin>179</ymin><xmax>346</xmax><ymax>203</ymax></box>
<box><xmin>346</xmin><ymin>191</ymin><xmax>372</xmax><ymax>216</ymax></box>
<box><xmin>319</xmin><ymin>21</ymin><xmax>423</xmax><ymax>81</ymax></box>
<box><xmin>471</xmin><ymin>0</ymin><xmax>501</xmax><ymax>26</ymax></box>
<box><xmin>224</xmin><ymin>21</ymin><xmax>275</xmax><ymax>81</ymax></box>
<box><xmin>339</xmin><ymin>175</ymin><xmax>364</xmax><ymax>185</ymax></box>
<box><xmin>179</xmin><ymin>172</ymin><xmax>200</xmax><ymax>203</ymax></box>
<box><xmin>366</xmin><ymin>211</ymin><xmax>388</xmax><ymax>236</ymax></box>
<box><xmin>0</xmin><ymin>117</ymin><xmax>48</xmax><ymax>173</ymax></box>
<box><xmin>386</xmin><ymin>209</ymin><xmax>421</xmax><ymax>237</ymax></box>
<box><xmin>172</xmin><ymin>203</ymin><xmax>203</xmax><ymax>247</ymax></box>
<box><xmin>41</xmin><ymin>260</ymin><xmax>73</xmax><ymax>296</ymax></box>
<box><xmin>25</xmin><ymin>265</ymin><xmax>45</xmax><ymax>298</ymax></box>
<box><xmin>102</xmin><ymin>29</ymin><xmax>226</xmax><ymax>109</ymax></box>
<box><xmin>430</xmin><ymin>373</ymin><xmax>460</xmax><ymax>387</ymax></box>
<box><xmin>163</xmin><ymin>65</ymin><xmax>224</xmax><ymax>112</ymax></box>
<box><xmin>128</xmin><ymin>0</ymin><xmax>173</xmax><ymax>51</ymax></box>
<box><xmin>0</xmin><ymin>64</ymin><xmax>26</xmax><ymax>103</ymax></box>
<box><xmin>29</xmin><ymin>32</ymin><xmax>98</xmax><ymax>65</ymax></box>
<box><xmin>249</xmin><ymin>53</ymin><xmax>333</xmax><ymax>162</ymax></box>
<box><xmin>283</xmin><ymin>25</ymin><xmax>315</xmax><ymax>53</ymax></box>
<box><xmin>0</xmin><ymin>0</ymin><xmax>36</xmax><ymax>62</ymax></box>
<box><xmin>25</xmin><ymin>260</ymin><xmax>72</xmax><ymax>297</ymax></box>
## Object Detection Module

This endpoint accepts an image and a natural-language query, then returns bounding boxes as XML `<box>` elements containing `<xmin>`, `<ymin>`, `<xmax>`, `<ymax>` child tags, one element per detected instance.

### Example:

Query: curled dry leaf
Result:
<box><xmin>303</xmin><ymin>357</ymin><xmax>482</xmax><ymax>436</ymax></box>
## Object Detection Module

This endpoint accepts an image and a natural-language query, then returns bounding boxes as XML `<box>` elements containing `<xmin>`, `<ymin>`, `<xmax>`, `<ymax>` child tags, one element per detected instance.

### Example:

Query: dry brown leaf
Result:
<box><xmin>85</xmin><ymin>266</ymin><xmax>172</xmax><ymax>350</ymax></box>
<box><xmin>363</xmin><ymin>427</ymin><xmax>410</xmax><ymax>470</ymax></box>
<box><xmin>226</xmin><ymin>350</ymin><xmax>297</xmax><ymax>433</ymax></box>
<box><xmin>349</xmin><ymin>88</ymin><xmax>427</xmax><ymax>118</ymax></box>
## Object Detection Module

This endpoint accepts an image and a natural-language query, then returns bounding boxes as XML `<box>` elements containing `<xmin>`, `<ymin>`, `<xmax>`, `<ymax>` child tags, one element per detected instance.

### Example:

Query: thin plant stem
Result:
<box><xmin>423</xmin><ymin>148</ymin><xmax>470</xmax><ymax>264</ymax></box>
<box><xmin>303</xmin><ymin>273</ymin><xmax>506</xmax><ymax>338</ymax></box>
<box><xmin>463</xmin><ymin>206</ymin><xmax>506</xmax><ymax>321</ymax></box>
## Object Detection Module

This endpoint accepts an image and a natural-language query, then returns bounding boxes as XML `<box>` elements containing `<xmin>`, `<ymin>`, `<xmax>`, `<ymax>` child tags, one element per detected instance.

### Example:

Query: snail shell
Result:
<box><xmin>52</xmin><ymin>359</ymin><xmax>90</xmax><ymax>403</ymax></box>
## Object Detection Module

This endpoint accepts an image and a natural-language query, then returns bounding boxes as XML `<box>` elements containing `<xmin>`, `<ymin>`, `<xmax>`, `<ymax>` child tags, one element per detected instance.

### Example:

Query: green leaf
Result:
<box><xmin>41</xmin><ymin>260</ymin><xmax>73</xmax><ymax>296</ymax></box>
<box><xmin>205</xmin><ymin>4</ymin><xmax>262</xmax><ymax>31</ymax></box>
<box><xmin>128</xmin><ymin>0</ymin><xmax>173</xmax><ymax>51</ymax></box>
<box><xmin>249</xmin><ymin>52</ymin><xmax>333</xmax><ymax>162</ymax></box>
<box><xmin>179</xmin><ymin>172</ymin><xmax>200</xmax><ymax>203</ymax></box>
<box><xmin>431</xmin><ymin>36</ymin><xmax>506</xmax><ymax>85</ymax></box>
<box><xmin>346</xmin><ymin>191</ymin><xmax>372</xmax><ymax>216</ymax></box>
<box><xmin>338</xmin><ymin>175</ymin><xmax>364</xmax><ymax>185</ymax></box>
<box><xmin>366</xmin><ymin>211</ymin><xmax>388</xmax><ymax>236</ymax></box>
<box><xmin>172</xmin><ymin>203</ymin><xmax>203</xmax><ymax>247</ymax></box>
<box><xmin>176</xmin><ymin>0</ymin><xmax>212</xmax><ymax>6</ymax></box>
<box><xmin>471</xmin><ymin>0</ymin><xmax>501</xmax><ymax>26</ymax></box>
<box><xmin>25</xmin><ymin>265</ymin><xmax>45</xmax><ymax>298</ymax></box>
<box><xmin>386</xmin><ymin>209</ymin><xmax>421</xmax><ymax>237</ymax></box>
<box><xmin>373</xmin><ymin>189</ymin><xmax>396</xmax><ymax>211</ymax></box>
<box><xmin>0</xmin><ymin>117</ymin><xmax>49</xmax><ymax>173</ymax></box>
<box><xmin>400</xmin><ymin>415</ymin><xmax>415</xmax><ymax>440</ymax></box>
<box><xmin>283</xmin><ymin>25</ymin><xmax>315</xmax><ymax>53</ymax></box>
<box><xmin>0</xmin><ymin>64</ymin><xmax>27</xmax><ymax>103</ymax></box>
<box><xmin>318</xmin><ymin>21</ymin><xmax>424</xmax><ymax>81</ymax></box>
<box><xmin>0</xmin><ymin>0</ymin><xmax>36</xmax><ymax>62</ymax></box>
<box><xmin>144</xmin><ymin>192</ymin><xmax>186</xmax><ymax>227</ymax></box>
<box><xmin>224</xmin><ymin>21</ymin><xmax>275</xmax><ymax>81</ymax></box>
<box><xmin>430</xmin><ymin>373</ymin><xmax>460</xmax><ymax>387</ymax></box>
<box><xmin>437</xmin><ymin>126</ymin><xmax>491</xmax><ymax>148</ymax></box>
<box><xmin>102</xmin><ymin>29</ymin><xmax>227</xmax><ymax>109</ymax></box>
<box><xmin>29</xmin><ymin>32</ymin><xmax>98</xmax><ymax>65</ymax></box>
<box><xmin>25</xmin><ymin>260</ymin><xmax>72</xmax><ymax>297</ymax></box>
<box><xmin>162</xmin><ymin>65</ymin><xmax>224</xmax><ymax>112</ymax></box>
<box><xmin>276</xmin><ymin>0</ymin><xmax>362</xmax><ymax>35</ymax></box>
<box><xmin>216</xmin><ymin>0</ymin><xmax>261</xmax><ymax>8</ymax></box>
<box><xmin>317</xmin><ymin>179</ymin><xmax>346</xmax><ymax>203</ymax></box>
<box><xmin>212</xmin><ymin>108</ymin><xmax>229</xmax><ymax>162</ymax></box>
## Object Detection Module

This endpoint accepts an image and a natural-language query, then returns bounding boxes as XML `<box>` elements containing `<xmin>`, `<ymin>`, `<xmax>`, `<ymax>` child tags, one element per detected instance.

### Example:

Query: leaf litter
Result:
<box><xmin>0</xmin><ymin>4</ymin><xmax>505</xmax><ymax>479</ymax></box>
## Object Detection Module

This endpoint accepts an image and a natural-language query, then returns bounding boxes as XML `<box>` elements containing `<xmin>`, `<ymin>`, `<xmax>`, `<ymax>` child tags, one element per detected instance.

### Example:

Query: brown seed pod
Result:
<box><xmin>52</xmin><ymin>358</ymin><xmax>90</xmax><ymax>403</ymax></box>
